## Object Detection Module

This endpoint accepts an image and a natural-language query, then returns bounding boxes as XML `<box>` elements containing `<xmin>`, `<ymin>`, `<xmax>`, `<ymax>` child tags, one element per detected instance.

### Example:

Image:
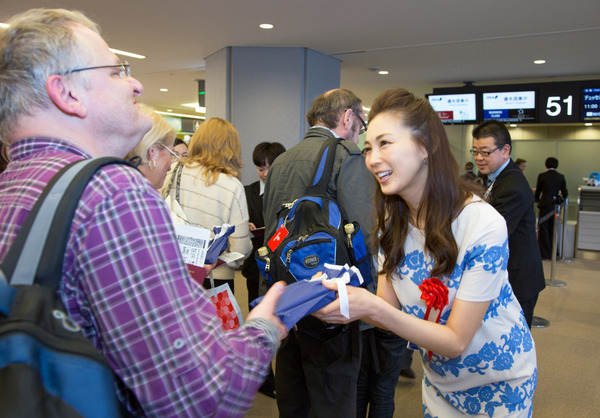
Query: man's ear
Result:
<box><xmin>46</xmin><ymin>75</ymin><xmax>87</xmax><ymax>118</ymax></box>
<box><xmin>342</xmin><ymin>108</ymin><xmax>353</xmax><ymax>130</ymax></box>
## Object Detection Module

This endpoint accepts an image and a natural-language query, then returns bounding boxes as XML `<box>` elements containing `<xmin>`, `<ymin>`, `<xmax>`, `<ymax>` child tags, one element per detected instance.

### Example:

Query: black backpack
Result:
<box><xmin>0</xmin><ymin>158</ymin><xmax>133</xmax><ymax>417</ymax></box>
<box><xmin>256</xmin><ymin>138</ymin><xmax>371</xmax><ymax>286</ymax></box>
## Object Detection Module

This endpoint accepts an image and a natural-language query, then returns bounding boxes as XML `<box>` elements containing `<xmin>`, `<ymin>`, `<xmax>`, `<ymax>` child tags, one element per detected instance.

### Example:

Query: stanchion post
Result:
<box><xmin>532</xmin><ymin>316</ymin><xmax>550</xmax><ymax>328</ymax></box>
<box><xmin>560</xmin><ymin>198</ymin><xmax>571</xmax><ymax>262</ymax></box>
<box><xmin>546</xmin><ymin>204</ymin><xmax>567</xmax><ymax>287</ymax></box>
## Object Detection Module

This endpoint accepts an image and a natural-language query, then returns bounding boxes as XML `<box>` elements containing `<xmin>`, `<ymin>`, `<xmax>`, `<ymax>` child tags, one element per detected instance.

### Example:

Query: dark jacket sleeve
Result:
<box><xmin>335</xmin><ymin>141</ymin><xmax>376</xmax><ymax>251</ymax></box>
<box><xmin>560</xmin><ymin>174</ymin><xmax>568</xmax><ymax>200</ymax></box>
<box><xmin>535</xmin><ymin>174</ymin><xmax>543</xmax><ymax>202</ymax></box>
<box><xmin>489</xmin><ymin>163</ymin><xmax>545</xmax><ymax>299</ymax></box>
<box><xmin>491</xmin><ymin>170</ymin><xmax>534</xmax><ymax>235</ymax></box>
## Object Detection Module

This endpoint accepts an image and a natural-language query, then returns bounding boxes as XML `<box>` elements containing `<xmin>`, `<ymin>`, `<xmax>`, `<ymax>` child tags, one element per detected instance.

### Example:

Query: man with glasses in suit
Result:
<box><xmin>472</xmin><ymin>120</ymin><xmax>545</xmax><ymax>328</ymax></box>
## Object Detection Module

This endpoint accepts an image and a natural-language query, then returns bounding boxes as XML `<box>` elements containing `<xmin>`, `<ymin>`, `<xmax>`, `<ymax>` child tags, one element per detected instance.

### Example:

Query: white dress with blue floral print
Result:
<box><xmin>384</xmin><ymin>197</ymin><xmax>537</xmax><ymax>417</ymax></box>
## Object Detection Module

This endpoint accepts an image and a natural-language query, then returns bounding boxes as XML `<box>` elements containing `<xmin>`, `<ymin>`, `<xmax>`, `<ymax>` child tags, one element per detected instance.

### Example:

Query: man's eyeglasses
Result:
<box><xmin>469</xmin><ymin>145</ymin><xmax>503</xmax><ymax>157</ymax></box>
<box><xmin>353</xmin><ymin>111</ymin><xmax>368</xmax><ymax>135</ymax></box>
<box><xmin>60</xmin><ymin>61</ymin><xmax>131</xmax><ymax>79</ymax></box>
<box><xmin>159</xmin><ymin>143</ymin><xmax>181</xmax><ymax>162</ymax></box>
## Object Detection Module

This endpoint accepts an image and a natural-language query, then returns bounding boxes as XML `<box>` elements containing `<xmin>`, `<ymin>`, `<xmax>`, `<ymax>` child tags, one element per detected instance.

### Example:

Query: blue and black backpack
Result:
<box><xmin>257</xmin><ymin>137</ymin><xmax>371</xmax><ymax>286</ymax></box>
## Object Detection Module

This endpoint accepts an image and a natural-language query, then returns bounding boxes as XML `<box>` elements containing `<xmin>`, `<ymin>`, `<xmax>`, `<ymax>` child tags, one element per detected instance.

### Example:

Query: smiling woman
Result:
<box><xmin>315</xmin><ymin>87</ymin><xmax>538</xmax><ymax>417</ymax></box>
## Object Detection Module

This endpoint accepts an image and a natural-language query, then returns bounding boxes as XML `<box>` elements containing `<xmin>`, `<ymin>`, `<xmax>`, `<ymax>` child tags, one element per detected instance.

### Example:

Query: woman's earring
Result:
<box><xmin>423</xmin><ymin>157</ymin><xmax>429</xmax><ymax>165</ymax></box>
<box><xmin>148</xmin><ymin>159</ymin><xmax>156</xmax><ymax>171</ymax></box>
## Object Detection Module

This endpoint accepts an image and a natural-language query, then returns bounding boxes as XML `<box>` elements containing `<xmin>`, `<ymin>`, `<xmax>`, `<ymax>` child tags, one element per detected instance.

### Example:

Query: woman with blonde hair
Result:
<box><xmin>161</xmin><ymin>118</ymin><xmax>251</xmax><ymax>292</ymax></box>
<box><xmin>126</xmin><ymin>104</ymin><xmax>178</xmax><ymax>189</ymax></box>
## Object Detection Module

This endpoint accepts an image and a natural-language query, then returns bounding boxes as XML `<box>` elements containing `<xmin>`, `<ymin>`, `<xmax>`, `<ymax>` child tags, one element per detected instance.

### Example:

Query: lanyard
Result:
<box><xmin>484</xmin><ymin>179</ymin><xmax>495</xmax><ymax>201</ymax></box>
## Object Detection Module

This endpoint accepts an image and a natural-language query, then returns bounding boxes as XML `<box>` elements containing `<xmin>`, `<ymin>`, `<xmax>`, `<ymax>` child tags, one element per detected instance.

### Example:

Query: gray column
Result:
<box><xmin>205</xmin><ymin>46</ymin><xmax>340</xmax><ymax>183</ymax></box>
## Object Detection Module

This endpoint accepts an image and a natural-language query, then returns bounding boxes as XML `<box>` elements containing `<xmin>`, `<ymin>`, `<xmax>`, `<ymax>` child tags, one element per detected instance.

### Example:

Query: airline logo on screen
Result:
<box><xmin>483</xmin><ymin>91</ymin><xmax>536</xmax><ymax>121</ymax></box>
<box><xmin>484</xmin><ymin>92</ymin><xmax>535</xmax><ymax>109</ymax></box>
<box><xmin>429</xmin><ymin>94</ymin><xmax>476</xmax><ymax>123</ymax></box>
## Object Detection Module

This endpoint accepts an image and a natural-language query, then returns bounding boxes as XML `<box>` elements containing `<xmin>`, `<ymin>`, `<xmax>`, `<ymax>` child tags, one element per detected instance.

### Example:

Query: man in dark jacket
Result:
<box><xmin>242</xmin><ymin>141</ymin><xmax>286</xmax><ymax>399</ymax></box>
<box><xmin>243</xmin><ymin>142</ymin><xmax>286</xmax><ymax>311</ymax></box>
<box><xmin>472</xmin><ymin>120</ymin><xmax>545</xmax><ymax>328</ymax></box>
<box><xmin>263</xmin><ymin>89</ymin><xmax>384</xmax><ymax>417</ymax></box>
<box><xmin>535</xmin><ymin>157</ymin><xmax>568</xmax><ymax>259</ymax></box>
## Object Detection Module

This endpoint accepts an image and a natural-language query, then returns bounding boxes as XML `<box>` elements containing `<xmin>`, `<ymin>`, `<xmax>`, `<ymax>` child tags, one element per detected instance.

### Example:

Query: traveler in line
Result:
<box><xmin>173</xmin><ymin>137</ymin><xmax>189</xmax><ymax>159</ymax></box>
<box><xmin>535</xmin><ymin>157</ymin><xmax>568</xmax><ymax>259</ymax></box>
<box><xmin>0</xmin><ymin>9</ymin><xmax>286</xmax><ymax>416</ymax></box>
<box><xmin>515</xmin><ymin>157</ymin><xmax>527</xmax><ymax>171</ymax></box>
<box><xmin>461</xmin><ymin>161</ymin><xmax>476</xmax><ymax>181</ymax></box>
<box><xmin>242</xmin><ymin>141</ymin><xmax>286</xmax><ymax>399</ymax></box>
<box><xmin>471</xmin><ymin>120</ymin><xmax>545</xmax><ymax>328</ymax></box>
<box><xmin>243</xmin><ymin>141</ymin><xmax>286</xmax><ymax>311</ymax></box>
<box><xmin>161</xmin><ymin>117</ymin><xmax>252</xmax><ymax>294</ymax></box>
<box><xmin>263</xmin><ymin>89</ymin><xmax>381</xmax><ymax>417</ymax></box>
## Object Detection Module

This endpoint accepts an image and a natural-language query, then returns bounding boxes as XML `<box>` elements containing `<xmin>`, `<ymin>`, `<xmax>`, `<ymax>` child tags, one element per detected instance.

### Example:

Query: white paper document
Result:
<box><xmin>175</xmin><ymin>224</ymin><xmax>210</xmax><ymax>267</ymax></box>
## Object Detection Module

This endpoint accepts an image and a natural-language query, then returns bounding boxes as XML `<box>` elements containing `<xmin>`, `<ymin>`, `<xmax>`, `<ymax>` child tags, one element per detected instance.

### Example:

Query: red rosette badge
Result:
<box><xmin>418</xmin><ymin>277</ymin><xmax>449</xmax><ymax>360</ymax></box>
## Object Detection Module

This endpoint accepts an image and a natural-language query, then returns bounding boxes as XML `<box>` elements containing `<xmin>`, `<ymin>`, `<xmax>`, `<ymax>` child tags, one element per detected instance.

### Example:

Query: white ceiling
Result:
<box><xmin>3</xmin><ymin>0</ymin><xmax>600</xmax><ymax>118</ymax></box>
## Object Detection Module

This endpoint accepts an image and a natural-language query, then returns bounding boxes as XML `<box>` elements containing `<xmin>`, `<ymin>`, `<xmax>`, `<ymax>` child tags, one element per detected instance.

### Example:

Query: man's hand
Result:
<box><xmin>247</xmin><ymin>281</ymin><xmax>288</xmax><ymax>341</ymax></box>
<box><xmin>203</xmin><ymin>262</ymin><xmax>218</xmax><ymax>276</ymax></box>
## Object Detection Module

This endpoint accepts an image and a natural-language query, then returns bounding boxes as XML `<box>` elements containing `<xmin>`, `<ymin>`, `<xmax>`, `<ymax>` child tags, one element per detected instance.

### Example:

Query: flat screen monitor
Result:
<box><xmin>428</xmin><ymin>93</ymin><xmax>477</xmax><ymax>124</ymax></box>
<box><xmin>582</xmin><ymin>88</ymin><xmax>600</xmax><ymax>121</ymax></box>
<box><xmin>483</xmin><ymin>91</ymin><xmax>536</xmax><ymax>122</ymax></box>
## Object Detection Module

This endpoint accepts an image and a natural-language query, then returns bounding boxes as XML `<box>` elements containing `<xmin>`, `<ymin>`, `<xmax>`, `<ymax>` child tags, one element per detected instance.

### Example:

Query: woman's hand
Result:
<box><xmin>316</xmin><ymin>276</ymin><xmax>493</xmax><ymax>359</ymax></box>
<box><xmin>312</xmin><ymin>281</ymin><xmax>378</xmax><ymax>324</ymax></box>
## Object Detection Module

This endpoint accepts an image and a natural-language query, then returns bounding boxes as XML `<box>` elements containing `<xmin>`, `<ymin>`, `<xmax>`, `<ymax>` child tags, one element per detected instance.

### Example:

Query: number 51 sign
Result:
<box><xmin>539</xmin><ymin>85</ymin><xmax>581</xmax><ymax>123</ymax></box>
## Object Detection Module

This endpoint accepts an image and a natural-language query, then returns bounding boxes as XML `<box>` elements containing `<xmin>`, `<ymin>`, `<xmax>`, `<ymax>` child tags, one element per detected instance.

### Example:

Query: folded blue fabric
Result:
<box><xmin>251</xmin><ymin>264</ymin><xmax>363</xmax><ymax>330</ymax></box>
<box><xmin>205</xmin><ymin>224</ymin><xmax>235</xmax><ymax>264</ymax></box>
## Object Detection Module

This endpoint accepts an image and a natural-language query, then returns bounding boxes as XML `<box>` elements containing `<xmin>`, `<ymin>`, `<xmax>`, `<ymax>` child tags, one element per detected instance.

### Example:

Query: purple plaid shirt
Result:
<box><xmin>0</xmin><ymin>138</ymin><xmax>278</xmax><ymax>417</ymax></box>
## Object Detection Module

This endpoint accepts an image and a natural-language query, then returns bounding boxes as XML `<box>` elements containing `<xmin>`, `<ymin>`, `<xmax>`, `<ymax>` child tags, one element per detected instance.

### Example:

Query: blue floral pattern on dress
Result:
<box><xmin>421</xmin><ymin>300</ymin><xmax>535</xmax><ymax>415</ymax></box>
<box><xmin>404</xmin><ymin>249</ymin><xmax>425</xmax><ymax>270</ymax></box>
<box><xmin>423</xmin><ymin>370</ymin><xmax>537</xmax><ymax>417</ymax></box>
<box><xmin>396</xmin><ymin>230</ymin><xmax>535</xmax><ymax>416</ymax></box>
<box><xmin>463</xmin><ymin>239</ymin><xmax>508</xmax><ymax>275</ymax></box>
<box><xmin>428</xmin><ymin>354</ymin><xmax>464</xmax><ymax>377</ymax></box>
<box><xmin>401</xmin><ymin>249</ymin><xmax>434</xmax><ymax>285</ymax></box>
<box><xmin>463</xmin><ymin>244</ymin><xmax>486</xmax><ymax>270</ymax></box>
<box><xmin>427</xmin><ymin>307</ymin><xmax>533</xmax><ymax>373</ymax></box>
<box><xmin>484</xmin><ymin>284</ymin><xmax>514</xmax><ymax>321</ymax></box>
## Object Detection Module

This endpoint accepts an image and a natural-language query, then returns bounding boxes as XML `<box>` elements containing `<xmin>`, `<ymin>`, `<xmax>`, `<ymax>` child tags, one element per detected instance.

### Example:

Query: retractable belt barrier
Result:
<box><xmin>534</xmin><ymin>199</ymin><xmax>569</xmax><ymax>329</ymax></box>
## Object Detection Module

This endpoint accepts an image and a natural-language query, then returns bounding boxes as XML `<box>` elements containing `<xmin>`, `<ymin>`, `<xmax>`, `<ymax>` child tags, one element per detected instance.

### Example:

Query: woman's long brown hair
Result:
<box><xmin>370</xmin><ymin>88</ymin><xmax>482</xmax><ymax>279</ymax></box>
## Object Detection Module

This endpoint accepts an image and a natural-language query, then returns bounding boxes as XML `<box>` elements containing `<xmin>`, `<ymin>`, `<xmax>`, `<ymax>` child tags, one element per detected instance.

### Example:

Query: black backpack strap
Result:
<box><xmin>304</xmin><ymin>137</ymin><xmax>339</xmax><ymax>196</ymax></box>
<box><xmin>1</xmin><ymin>157</ymin><xmax>132</xmax><ymax>289</ymax></box>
